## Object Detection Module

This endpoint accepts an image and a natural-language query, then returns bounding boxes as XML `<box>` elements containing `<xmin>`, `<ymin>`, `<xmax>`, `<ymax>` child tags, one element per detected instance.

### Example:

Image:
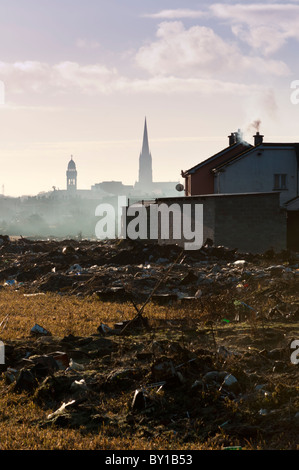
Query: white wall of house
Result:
<box><xmin>215</xmin><ymin>146</ymin><xmax>298</xmax><ymax>205</ymax></box>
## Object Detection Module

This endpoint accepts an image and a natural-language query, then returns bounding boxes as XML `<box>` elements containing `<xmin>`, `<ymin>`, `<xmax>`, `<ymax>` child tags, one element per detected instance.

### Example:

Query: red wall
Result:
<box><xmin>186</xmin><ymin>143</ymin><xmax>250</xmax><ymax>196</ymax></box>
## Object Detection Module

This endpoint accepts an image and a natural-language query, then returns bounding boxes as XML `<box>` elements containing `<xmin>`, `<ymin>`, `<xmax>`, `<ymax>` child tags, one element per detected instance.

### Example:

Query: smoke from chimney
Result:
<box><xmin>246</xmin><ymin>119</ymin><xmax>263</xmax><ymax>146</ymax></box>
<box><xmin>228</xmin><ymin>129</ymin><xmax>243</xmax><ymax>146</ymax></box>
<box><xmin>247</xmin><ymin>119</ymin><xmax>261</xmax><ymax>134</ymax></box>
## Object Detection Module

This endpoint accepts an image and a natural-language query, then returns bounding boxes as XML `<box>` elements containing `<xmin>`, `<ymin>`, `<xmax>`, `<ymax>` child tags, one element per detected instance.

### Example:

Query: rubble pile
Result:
<box><xmin>0</xmin><ymin>235</ymin><xmax>299</xmax><ymax>448</ymax></box>
<box><xmin>1</xmin><ymin>320</ymin><xmax>299</xmax><ymax>447</ymax></box>
<box><xmin>0</xmin><ymin>236</ymin><xmax>298</xmax><ymax>318</ymax></box>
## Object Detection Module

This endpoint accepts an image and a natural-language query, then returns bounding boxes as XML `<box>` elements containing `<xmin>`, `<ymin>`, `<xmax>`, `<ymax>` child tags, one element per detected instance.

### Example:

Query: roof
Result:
<box><xmin>182</xmin><ymin>140</ymin><xmax>252</xmax><ymax>176</ymax></box>
<box><xmin>67</xmin><ymin>157</ymin><xmax>76</xmax><ymax>170</ymax></box>
<box><xmin>212</xmin><ymin>142</ymin><xmax>299</xmax><ymax>172</ymax></box>
<box><xmin>154</xmin><ymin>192</ymin><xmax>278</xmax><ymax>203</ymax></box>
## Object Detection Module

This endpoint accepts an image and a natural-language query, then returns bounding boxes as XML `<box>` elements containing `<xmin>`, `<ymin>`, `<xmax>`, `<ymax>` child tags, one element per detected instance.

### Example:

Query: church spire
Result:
<box><xmin>142</xmin><ymin>117</ymin><xmax>150</xmax><ymax>155</ymax></box>
<box><xmin>138</xmin><ymin>117</ymin><xmax>153</xmax><ymax>189</ymax></box>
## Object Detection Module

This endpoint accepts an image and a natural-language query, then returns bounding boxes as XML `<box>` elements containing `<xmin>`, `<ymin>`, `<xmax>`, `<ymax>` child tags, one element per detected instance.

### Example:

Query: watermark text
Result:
<box><xmin>95</xmin><ymin>196</ymin><xmax>203</xmax><ymax>250</ymax></box>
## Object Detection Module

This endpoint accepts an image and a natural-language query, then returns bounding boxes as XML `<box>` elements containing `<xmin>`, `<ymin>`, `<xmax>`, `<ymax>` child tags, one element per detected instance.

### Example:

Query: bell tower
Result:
<box><xmin>66</xmin><ymin>156</ymin><xmax>77</xmax><ymax>192</ymax></box>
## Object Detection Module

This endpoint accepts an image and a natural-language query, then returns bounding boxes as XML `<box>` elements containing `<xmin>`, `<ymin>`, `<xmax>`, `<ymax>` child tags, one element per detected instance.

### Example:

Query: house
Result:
<box><xmin>181</xmin><ymin>130</ymin><xmax>252</xmax><ymax>196</ymax></box>
<box><xmin>181</xmin><ymin>129</ymin><xmax>299</xmax><ymax>250</ymax></box>
<box><xmin>213</xmin><ymin>135</ymin><xmax>299</xmax><ymax>206</ymax></box>
<box><xmin>182</xmin><ymin>129</ymin><xmax>299</xmax><ymax>207</ymax></box>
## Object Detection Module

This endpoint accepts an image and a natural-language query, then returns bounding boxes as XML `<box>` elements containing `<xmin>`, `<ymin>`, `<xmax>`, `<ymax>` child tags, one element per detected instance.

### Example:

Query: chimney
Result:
<box><xmin>228</xmin><ymin>129</ymin><xmax>243</xmax><ymax>146</ymax></box>
<box><xmin>253</xmin><ymin>131</ymin><xmax>264</xmax><ymax>146</ymax></box>
<box><xmin>228</xmin><ymin>132</ymin><xmax>236</xmax><ymax>146</ymax></box>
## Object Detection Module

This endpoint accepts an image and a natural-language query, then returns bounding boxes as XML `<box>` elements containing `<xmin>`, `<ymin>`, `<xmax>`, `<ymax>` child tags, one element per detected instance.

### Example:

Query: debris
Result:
<box><xmin>151</xmin><ymin>359</ymin><xmax>176</xmax><ymax>381</ymax></box>
<box><xmin>70</xmin><ymin>379</ymin><xmax>88</xmax><ymax>392</ymax></box>
<box><xmin>222</xmin><ymin>446</ymin><xmax>242</xmax><ymax>450</ymax></box>
<box><xmin>14</xmin><ymin>369</ymin><xmax>38</xmax><ymax>392</ymax></box>
<box><xmin>132</xmin><ymin>389</ymin><xmax>147</xmax><ymax>411</ymax></box>
<box><xmin>4</xmin><ymin>279</ymin><xmax>16</xmax><ymax>287</ymax></box>
<box><xmin>233</xmin><ymin>260</ymin><xmax>246</xmax><ymax>266</ymax></box>
<box><xmin>4</xmin><ymin>367</ymin><xmax>18</xmax><ymax>384</ymax></box>
<box><xmin>49</xmin><ymin>351</ymin><xmax>70</xmax><ymax>370</ymax></box>
<box><xmin>30</xmin><ymin>324</ymin><xmax>51</xmax><ymax>336</ymax></box>
<box><xmin>217</xmin><ymin>346</ymin><xmax>233</xmax><ymax>359</ymax></box>
<box><xmin>97</xmin><ymin>323</ymin><xmax>113</xmax><ymax>336</ymax></box>
<box><xmin>24</xmin><ymin>354</ymin><xmax>59</xmax><ymax>374</ymax></box>
<box><xmin>0</xmin><ymin>238</ymin><xmax>298</xmax><ymax>449</ymax></box>
<box><xmin>47</xmin><ymin>399</ymin><xmax>77</xmax><ymax>420</ymax></box>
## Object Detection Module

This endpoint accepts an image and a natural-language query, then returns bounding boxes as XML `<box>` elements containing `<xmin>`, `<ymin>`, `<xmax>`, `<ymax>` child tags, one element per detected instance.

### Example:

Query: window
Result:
<box><xmin>274</xmin><ymin>174</ymin><xmax>287</xmax><ymax>190</ymax></box>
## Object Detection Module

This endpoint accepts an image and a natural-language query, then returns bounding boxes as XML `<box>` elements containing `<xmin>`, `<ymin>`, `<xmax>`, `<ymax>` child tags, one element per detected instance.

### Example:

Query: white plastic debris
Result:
<box><xmin>47</xmin><ymin>400</ymin><xmax>76</xmax><ymax>419</ymax></box>
<box><xmin>68</xmin><ymin>358</ymin><xmax>85</xmax><ymax>371</ymax></box>
<box><xmin>233</xmin><ymin>260</ymin><xmax>246</xmax><ymax>266</ymax></box>
<box><xmin>70</xmin><ymin>378</ymin><xmax>88</xmax><ymax>391</ymax></box>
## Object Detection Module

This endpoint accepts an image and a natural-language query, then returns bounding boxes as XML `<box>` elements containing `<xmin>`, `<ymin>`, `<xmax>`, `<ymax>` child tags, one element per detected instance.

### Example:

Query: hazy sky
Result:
<box><xmin>1</xmin><ymin>0</ymin><xmax>299</xmax><ymax>196</ymax></box>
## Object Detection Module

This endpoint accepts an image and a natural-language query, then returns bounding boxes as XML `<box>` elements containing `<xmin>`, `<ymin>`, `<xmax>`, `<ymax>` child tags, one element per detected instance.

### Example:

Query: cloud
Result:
<box><xmin>145</xmin><ymin>4</ymin><xmax>299</xmax><ymax>56</ymax></box>
<box><xmin>0</xmin><ymin>58</ymin><xmax>273</xmax><ymax>103</ymax></box>
<box><xmin>0</xmin><ymin>60</ymin><xmax>120</xmax><ymax>96</ymax></box>
<box><xmin>124</xmin><ymin>75</ymin><xmax>265</xmax><ymax>96</ymax></box>
<box><xmin>76</xmin><ymin>38</ymin><xmax>101</xmax><ymax>50</ymax></box>
<box><xmin>210</xmin><ymin>3</ymin><xmax>299</xmax><ymax>55</ymax></box>
<box><xmin>143</xmin><ymin>9</ymin><xmax>206</xmax><ymax>19</ymax></box>
<box><xmin>135</xmin><ymin>21</ymin><xmax>290</xmax><ymax>78</ymax></box>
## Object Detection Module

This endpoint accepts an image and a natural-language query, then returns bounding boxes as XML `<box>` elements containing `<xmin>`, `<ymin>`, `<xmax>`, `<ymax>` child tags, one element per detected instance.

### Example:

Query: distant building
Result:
<box><xmin>137</xmin><ymin>117</ymin><xmax>153</xmax><ymax>191</ymax></box>
<box><xmin>66</xmin><ymin>156</ymin><xmax>77</xmax><ymax>192</ymax></box>
<box><xmin>61</xmin><ymin>117</ymin><xmax>181</xmax><ymax>199</ymax></box>
<box><xmin>133</xmin><ymin>118</ymin><xmax>180</xmax><ymax>197</ymax></box>
<box><xmin>91</xmin><ymin>181</ymin><xmax>133</xmax><ymax>196</ymax></box>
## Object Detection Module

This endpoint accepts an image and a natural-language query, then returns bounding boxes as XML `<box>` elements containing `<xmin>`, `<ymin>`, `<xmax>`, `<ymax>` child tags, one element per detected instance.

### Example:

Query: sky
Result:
<box><xmin>1</xmin><ymin>0</ymin><xmax>299</xmax><ymax>196</ymax></box>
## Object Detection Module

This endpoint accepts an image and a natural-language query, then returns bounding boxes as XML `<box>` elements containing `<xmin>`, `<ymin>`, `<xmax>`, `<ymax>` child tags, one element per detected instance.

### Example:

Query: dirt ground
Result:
<box><xmin>0</xmin><ymin>236</ymin><xmax>298</xmax><ymax>450</ymax></box>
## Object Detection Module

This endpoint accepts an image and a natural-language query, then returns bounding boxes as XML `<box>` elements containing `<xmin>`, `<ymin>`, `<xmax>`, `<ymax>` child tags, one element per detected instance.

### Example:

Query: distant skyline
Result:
<box><xmin>1</xmin><ymin>0</ymin><xmax>299</xmax><ymax>196</ymax></box>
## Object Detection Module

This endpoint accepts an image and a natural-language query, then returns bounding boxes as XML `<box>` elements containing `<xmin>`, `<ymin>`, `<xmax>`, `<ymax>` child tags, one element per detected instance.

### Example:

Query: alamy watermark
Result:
<box><xmin>0</xmin><ymin>341</ymin><xmax>4</xmax><ymax>364</ymax></box>
<box><xmin>95</xmin><ymin>196</ymin><xmax>204</xmax><ymax>250</ymax></box>
<box><xmin>290</xmin><ymin>340</ymin><xmax>299</xmax><ymax>365</ymax></box>
<box><xmin>290</xmin><ymin>80</ymin><xmax>299</xmax><ymax>104</ymax></box>
<box><xmin>0</xmin><ymin>80</ymin><xmax>4</xmax><ymax>106</ymax></box>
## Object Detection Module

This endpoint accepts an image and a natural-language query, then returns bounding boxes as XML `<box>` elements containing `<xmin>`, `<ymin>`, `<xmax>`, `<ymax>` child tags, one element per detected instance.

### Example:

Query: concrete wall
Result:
<box><xmin>212</xmin><ymin>193</ymin><xmax>286</xmax><ymax>253</ymax></box>
<box><xmin>153</xmin><ymin>192</ymin><xmax>287</xmax><ymax>253</ymax></box>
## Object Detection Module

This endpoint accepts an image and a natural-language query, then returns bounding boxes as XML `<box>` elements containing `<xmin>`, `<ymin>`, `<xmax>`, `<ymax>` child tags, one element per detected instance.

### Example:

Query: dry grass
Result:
<box><xmin>0</xmin><ymin>287</ymin><xmax>298</xmax><ymax>451</ymax></box>
<box><xmin>0</xmin><ymin>288</ymin><xmax>200</xmax><ymax>340</ymax></box>
<box><xmin>0</xmin><ymin>288</ymin><xmax>208</xmax><ymax>450</ymax></box>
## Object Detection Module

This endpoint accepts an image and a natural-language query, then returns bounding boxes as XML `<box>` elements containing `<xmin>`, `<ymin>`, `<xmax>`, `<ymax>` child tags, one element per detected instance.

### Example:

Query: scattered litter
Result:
<box><xmin>233</xmin><ymin>260</ymin><xmax>246</xmax><ymax>266</ymax></box>
<box><xmin>4</xmin><ymin>280</ymin><xmax>16</xmax><ymax>287</ymax></box>
<box><xmin>30</xmin><ymin>324</ymin><xmax>51</xmax><ymax>336</ymax></box>
<box><xmin>0</xmin><ymin>237</ymin><xmax>297</xmax><ymax>449</ymax></box>
<box><xmin>97</xmin><ymin>323</ymin><xmax>113</xmax><ymax>335</ymax></box>
<box><xmin>223</xmin><ymin>446</ymin><xmax>242</xmax><ymax>451</ymax></box>
<box><xmin>70</xmin><ymin>379</ymin><xmax>88</xmax><ymax>392</ymax></box>
<box><xmin>47</xmin><ymin>400</ymin><xmax>77</xmax><ymax>420</ymax></box>
<box><xmin>68</xmin><ymin>358</ymin><xmax>85</xmax><ymax>371</ymax></box>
